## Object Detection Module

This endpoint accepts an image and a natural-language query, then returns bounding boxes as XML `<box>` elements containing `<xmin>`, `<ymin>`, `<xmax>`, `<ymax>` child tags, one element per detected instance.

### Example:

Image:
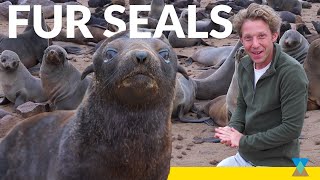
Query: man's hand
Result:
<box><xmin>214</xmin><ymin>126</ymin><xmax>232</xmax><ymax>146</ymax></box>
<box><xmin>214</xmin><ymin>126</ymin><xmax>244</xmax><ymax>147</ymax></box>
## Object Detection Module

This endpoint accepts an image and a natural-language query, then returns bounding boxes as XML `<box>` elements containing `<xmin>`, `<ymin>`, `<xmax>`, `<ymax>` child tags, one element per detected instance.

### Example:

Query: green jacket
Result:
<box><xmin>229</xmin><ymin>43</ymin><xmax>309</xmax><ymax>166</ymax></box>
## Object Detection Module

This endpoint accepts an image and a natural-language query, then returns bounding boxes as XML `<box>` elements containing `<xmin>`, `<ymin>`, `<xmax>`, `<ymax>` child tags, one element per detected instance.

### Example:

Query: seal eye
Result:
<box><xmin>105</xmin><ymin>48</ymin><xmax>118</xmax><ymax>61</ymax></box>
<box><xmin>1</xmin><ymin>58</ymin><xmax>6</xmax><ymax>63</ymax></box>
<box><xmin>159</xmin><ymin>49</ymin><xmax>170</xmax><ymax>62</ymax></box>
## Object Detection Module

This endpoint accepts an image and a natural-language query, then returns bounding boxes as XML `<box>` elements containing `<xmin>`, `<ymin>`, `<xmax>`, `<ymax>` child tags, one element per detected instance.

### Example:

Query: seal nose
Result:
<box><xmin>135</xmin><ymin>51</ymin><xmax>148</xmax><ymax>64</ymax></box>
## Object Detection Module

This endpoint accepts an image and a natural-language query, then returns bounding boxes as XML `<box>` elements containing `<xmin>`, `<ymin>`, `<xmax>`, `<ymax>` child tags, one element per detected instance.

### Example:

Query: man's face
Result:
<box><xmin>240</xmin><ymin>19</ymin><xmax>278</xmax><ymax>69</ymax></box>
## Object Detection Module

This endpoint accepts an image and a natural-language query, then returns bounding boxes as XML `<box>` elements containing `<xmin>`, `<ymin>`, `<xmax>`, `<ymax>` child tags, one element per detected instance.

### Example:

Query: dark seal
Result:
<box><xmin>0</xmin><ymin>29</ymin><xmax>182</xmax><ymax>180</ymax></box>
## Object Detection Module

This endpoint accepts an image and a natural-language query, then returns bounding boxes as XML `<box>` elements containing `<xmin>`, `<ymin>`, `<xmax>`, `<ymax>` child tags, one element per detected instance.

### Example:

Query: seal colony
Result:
<box><xmin>0</xmin><ymin>29</ymin><xmax>183</xmax><ymax>179</ymax></box>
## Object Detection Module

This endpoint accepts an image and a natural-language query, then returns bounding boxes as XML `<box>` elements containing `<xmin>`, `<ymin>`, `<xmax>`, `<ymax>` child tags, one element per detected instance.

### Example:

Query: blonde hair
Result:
<box><xmin>233</xmin><ymin>3</ymin><xmax>281</xmax><ymax>37</ymax></box>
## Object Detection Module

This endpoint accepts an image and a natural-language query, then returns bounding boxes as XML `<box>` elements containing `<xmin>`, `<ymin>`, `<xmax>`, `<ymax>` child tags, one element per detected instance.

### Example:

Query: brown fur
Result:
<box><xmin>0</xmin><ymin>30</ymin><xmax>179</xmax><ymax>179</ymax></box>
<box><xmin>303</xmin><ymin>39</ymin><xmax>320</xmax><ymax>110</ymax></box>
<box><xmin>204</xmin><ymin>95</ymin><xmax>228</xmax><ymax>127</ymax></box>
<box><xmin>40</xmin><ymin>45</ymin><xmax>91</xmax><ymax>110</ymax></box>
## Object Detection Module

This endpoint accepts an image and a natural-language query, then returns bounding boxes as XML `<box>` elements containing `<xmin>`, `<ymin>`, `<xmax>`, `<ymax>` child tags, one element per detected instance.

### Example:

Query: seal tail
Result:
<box><xmin>184</xmin><ymin>57</ymin><xmax>193</xmax><ymax>66</ymax></box>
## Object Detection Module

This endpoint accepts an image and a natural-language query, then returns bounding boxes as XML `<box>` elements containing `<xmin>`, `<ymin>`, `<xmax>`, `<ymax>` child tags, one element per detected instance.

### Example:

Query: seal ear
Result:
<box><xmin>177</xmin><ymin>65</ymin><xmax>189</xmax><ymax>80</ymax></box>
<box><xmin>81</xmin><ymin>64</ymin><xmax>95</xmax><ymax>80</ymax></box>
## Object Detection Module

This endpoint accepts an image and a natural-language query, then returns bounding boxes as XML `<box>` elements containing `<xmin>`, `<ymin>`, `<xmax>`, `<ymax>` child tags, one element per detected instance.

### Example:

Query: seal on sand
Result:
<box><xmin>279</xmin><ymin>29</ymin><xmax>309</xmax><ymax>64</ymax></box>
<box><xmin>0</xmin><ymin>50</ymin><xmax>47</xmax><ymax>108</ymax></box>
<box><xmin>168</xmin><ymin>10</ymin><xmax>210</xmax><ymax>48</ymax></box>
<box><xmin>185</xmin><ymin>46</ymin><xmax>234</xmax><ymax>67</ymax></box>
<box><xmin>40</xmin><ymin>45</ymin><xmax>91</xmax><ymax>111</ymax></box>
<box><xmin>303</xmin><ymin>38</ymin><xmax>320</xmax><ymax>110</ymax></box>
<box><xmin>53</xmin><ymin>25</ymin><xmax>107</xmax><ymax>45</ymax></box>
<box><xmin>0</xmin><ymin>30</ymin><xmax>180</xmax><ymax>179</ymax></box>
<box><xmin>266</xmin><ymin>0</ymin><xmax>302</xmax><ymax>15</ymax></box>
<box><xmin>0</xmin><ymin>8</ymin><xmax>49</xmax><ymax>69</ymax></box>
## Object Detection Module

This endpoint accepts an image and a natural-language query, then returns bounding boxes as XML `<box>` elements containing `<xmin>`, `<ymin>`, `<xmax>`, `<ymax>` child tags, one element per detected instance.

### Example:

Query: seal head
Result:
<box><xmin>0</xmin><ymin>50</ymin><xmax>20</xmax><ymax>72</ymax></box>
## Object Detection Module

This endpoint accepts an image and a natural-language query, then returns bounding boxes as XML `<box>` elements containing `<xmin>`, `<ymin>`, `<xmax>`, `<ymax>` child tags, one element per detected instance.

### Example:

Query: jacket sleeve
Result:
<box><xmin>239</xmin><ymin>64</ymin><xmax>308</xmax><ymax>151</ymax></box>
<box><xmin>228</xmin><ymin>68</ymin><xmax>246</xmax><ymax>133</ymax></box>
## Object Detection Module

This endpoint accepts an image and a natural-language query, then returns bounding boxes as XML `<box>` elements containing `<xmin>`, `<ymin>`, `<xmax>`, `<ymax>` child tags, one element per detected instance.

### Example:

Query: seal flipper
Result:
<box><xmin>184</xmin><ymin>57</ymin><xmax>193</xmax><ymax>67</ymax></box>
<box><xmin>176</xmin><ymin>105</ymin><xmax>214</xmax><ymax>126</ymax></box>
<box><xmin>81</xmin><ymin>64</ymin><xmax>95</xmax><ymax>80</ymax></box>
<box><xmin>177</xmin><ymin>65</ymin><xmax>189</xmax><ymax>80</ymax></box>
<box><xmin>0</xmin><ymin>97</ymin><xmax>10</xmax><ymax>105</ymax></box>
<box><xmin>200</xmin><ymin>39</ymin><xmax>211</xmax><ymax>46</ymax></box>
<box><xmin>14</xmin><ymin>90</ymin><xmax>27</xmax><ymax>109</ymax></box>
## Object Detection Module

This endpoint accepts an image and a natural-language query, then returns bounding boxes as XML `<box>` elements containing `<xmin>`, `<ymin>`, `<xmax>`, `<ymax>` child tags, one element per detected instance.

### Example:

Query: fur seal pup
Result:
<box><xmin>226</xmin><ymin>46</ymin><xmax>246</xmax><ymax>115</ymax></box>
<box><xmin>266</xmin><ymin>0</ymin><xmax>302</xmax><ymax>15</ymax></box>
<box><xmin>0</xmin><ymin>29</ymin><xmax>181</xmax><ymax>180</ymax></box>
<box><xmin>0</xmin><ymin>8</ymin><xmax>49</xmax><ymax>69</ymax></box>
<box><xmin>168</xmin><ymin>10</ymin><xmax>210</xmax><ymax>48</ymax></box>
<box><xmin>194</xmin><ymin>40</ymin><xmax>242</xmax><ymax>100</ymax></box>
<box><xmin>279</xmin><ymin>29</ymin><xmax>309</xmax><ymax>64</ymax></box>
<box><xmin>0</xmin><ymin>50</ymin><xmax>47</xmax><ymax>108</ymax></box>
<box><xmin>303</xmin><ymin>38</ymin><xmax>320</xmax><ymax>110</ymax></box>
<box><xmin>40</xmin><ymin>45</ymin><xmax>91</xmax><ymax>111</ymax></box>
<box><xmin>185</xmin><ymin>46</ymin><xmax>234</xmax><ymax>67</ymax></box>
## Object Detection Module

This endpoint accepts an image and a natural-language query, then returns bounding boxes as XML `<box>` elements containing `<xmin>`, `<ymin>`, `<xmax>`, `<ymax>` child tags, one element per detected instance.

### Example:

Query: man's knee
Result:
<box><xmin>216</xmin><ymin>156</ymin><xmax>237</xmax><ymax>167</ymax></box>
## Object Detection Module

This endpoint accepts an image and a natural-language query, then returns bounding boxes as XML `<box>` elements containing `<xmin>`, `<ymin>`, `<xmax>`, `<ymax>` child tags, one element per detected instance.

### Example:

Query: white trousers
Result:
<box><xmin>217</xmin><ymin>152</ymin><xmax>254</xmax><ymax>167</ymax></box>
